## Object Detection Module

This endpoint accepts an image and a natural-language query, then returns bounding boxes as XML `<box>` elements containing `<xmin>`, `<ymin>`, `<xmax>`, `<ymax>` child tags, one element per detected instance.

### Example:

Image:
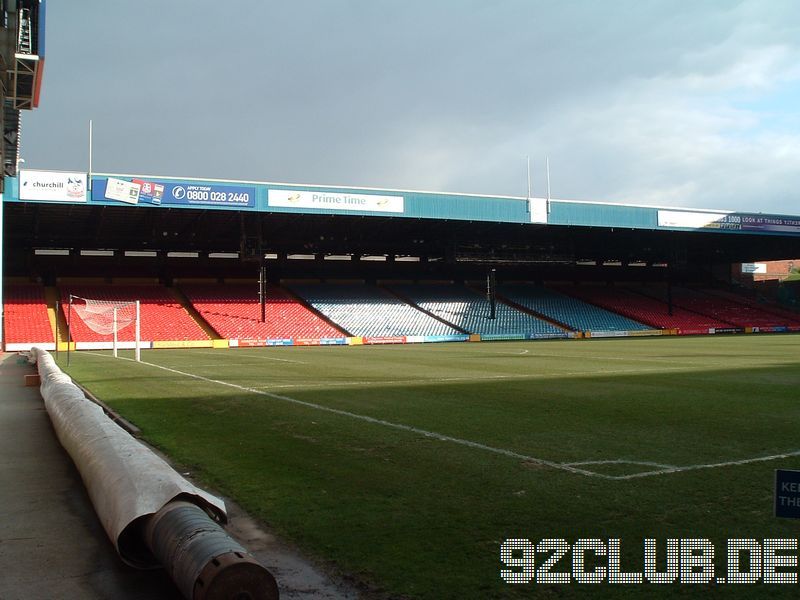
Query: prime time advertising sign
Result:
<box><xmin>268</xmin><ymin>189</ymin><xmax>404</xmax><ymax>214</ymax></box>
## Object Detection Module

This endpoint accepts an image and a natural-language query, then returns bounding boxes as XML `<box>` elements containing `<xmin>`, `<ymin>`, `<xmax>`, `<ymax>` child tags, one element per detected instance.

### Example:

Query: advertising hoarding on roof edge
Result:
<box><xmin>19</xmin><ymin>170</ymin><xmax>87</xmax><ymax>202</ymax></box>
<box><xmin>91</xmin><ymin>177</ymin><xmax>256</xmax><ymax>209</ymax></box>
<box><xmin>658</xmin><ymin>209</ymin><xmax>800</xmax><ymax>234</ymax></box>
<box><xmin>104</xmin><ymin>177</ymin><xmax>140</xmax><ymax>204</ymax></box>
<box><xmin>268</xmin><ymin>189</ymin><xmax>404</xmax><ymax>213</ymax></box>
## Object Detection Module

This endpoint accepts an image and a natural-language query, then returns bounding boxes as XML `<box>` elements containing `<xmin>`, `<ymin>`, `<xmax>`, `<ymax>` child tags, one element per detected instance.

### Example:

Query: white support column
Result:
<box><xmin>88</xmin><ymin>119</ymin><xmax>93</xmax><ymax>190</ymax></box>
<box><xmin>135</xmin><ymin>301</ymin><xmax>141</xmax><ymax>362</ymax></box>
<box><xmin>113</xmin><ymin>307</ymin><xmax>118</xmax><ymax>358</ymax></box>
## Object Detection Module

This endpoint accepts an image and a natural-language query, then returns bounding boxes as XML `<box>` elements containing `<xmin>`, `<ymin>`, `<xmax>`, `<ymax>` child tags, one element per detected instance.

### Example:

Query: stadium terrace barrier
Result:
<box><xmin>585</xmin><ymin>330</ymin><xmax>628</xmax><ymax>338</ymax></box>
<box><xmin>229</xmin><ymin>337</ymin><xmax>348</xmax><ymax>347</ymax></box>
<box><xmin>75</xmin><ymin>341</ymin><xmax>154</xmax><ymax>351</ymax></box>
<box><xmin>674</xmin><ymin>327</ymin><xmax>745</xmax><ymax>336</ymax></box>
<box><xmin>752</xmin><ymin>326</ymin><xmax>789</xmax><ymax>333</ymax></box>
<box><xmin>626</xmin><ymin>329</ymin><xmax>663</xmax><ymax>337</ymax></box>
<box><xmin>4</xmin><ymin>342</ymin><xmax>56</xmax><ymax>352</ymax></box>
<box><xmin>529</xmin><ymin>332</ymin><xmax>573</xmax><ymax>340</ymax></box>
<box><xmin>363</xmin><ymin>336</ymin><xmax>407</xmax><ymax>345</ymax></box>
<box><xmin>713</xmin><ymin>327</ymin><xmax>745</xmax><ymax>335</ymax></box>
<box><xmin>229</xmin><ymin>339</ymin><xmax>292</xmax><ymax>347</ymax></box>
<box><xmin>585</xmin><ymin>329</ymin><xmax>663</xmax><ymax>339</ymax></box>
<box><xmin>480</xmin><ymin>332</ymin><xmax>574</xmax><ymax>341</ymax></box>
<box><xmin>422</xmin><ymin>334</ymin><xmax>470</xmax><ymax>343</ymax></box>
<box><xmin>151</xmin><ymin>340</ymin><xmax>214</xmax><ymax>349</ymax></box>
<box><xmin>395</xmin><ymin>335</ymin><xmax>471</xmax><ymax>344</ymax></box>
<box><xmin>28</xmin><ymin>347</ymin><xmax>278</xmax><ymax>599</ymax></box>
<box><xmin>73</xmin><ymin>341</ymin><xmax>216</xmax><ymax>350</ymax></box>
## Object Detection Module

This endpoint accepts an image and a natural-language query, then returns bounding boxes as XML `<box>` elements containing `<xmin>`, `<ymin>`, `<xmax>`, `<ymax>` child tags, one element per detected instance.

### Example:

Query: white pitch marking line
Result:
<box><xmin>523</xmin><ymin>352</ymin><xmax>788</xmax><ymax>368</ymax></box>
<box><xmin>86</xmin><ymin>353</ymin><xmax>606</xmax><ymax>479</ymax></box>
<box><xmin>188</xmin><ymin>349</ymin><xmax>308</xmax><ymax>364</ymax></box>
<box><xmin>609</xmin><ymin>450</ymin><xmax>800</xmax><ymax>481</ymax></box>
<box><xmin>172</xmin><ymin>364</ymin><xmax>234</xmax><ymax>368</ymax></box>
<box><xmin>81</xmin><ymin>352</ymin><xmax>800</xmax><ymax>481</ymax></box>
<box><xmin>265</xmin><ymin>362</ymin><xmax>768</xmax><ymax>389</ymax></box>
<box><xmin>252</xmin><ymin>380</ymin><xmax>417</xmax><ymax>390</ymax></box>
<box><xmin>563</xmin><ymin>459</ymin><xmax>677</xmax><ymax>469</ymax></box>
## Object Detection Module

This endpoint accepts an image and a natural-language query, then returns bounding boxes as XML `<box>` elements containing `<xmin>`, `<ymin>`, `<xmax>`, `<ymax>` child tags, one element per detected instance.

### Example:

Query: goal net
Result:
<box><xmin>68</xmin><ymin>295</ymin><xmax>141</xmax><ymax>360</ymax></box>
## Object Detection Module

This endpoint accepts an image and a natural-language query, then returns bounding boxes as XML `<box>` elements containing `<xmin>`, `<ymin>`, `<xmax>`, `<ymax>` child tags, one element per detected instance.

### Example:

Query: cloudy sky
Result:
<box><xmin>21</xmin><ymin>0</ymin><xmax>800</xmax><ymax>214</ymax></box>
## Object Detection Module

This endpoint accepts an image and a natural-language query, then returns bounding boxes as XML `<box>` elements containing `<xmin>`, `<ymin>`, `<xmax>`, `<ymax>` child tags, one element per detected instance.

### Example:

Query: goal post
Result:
<box><xmin>67</xmin><ymin>295</ymin><xmax>141</xmax><ymax>362</ymax></box>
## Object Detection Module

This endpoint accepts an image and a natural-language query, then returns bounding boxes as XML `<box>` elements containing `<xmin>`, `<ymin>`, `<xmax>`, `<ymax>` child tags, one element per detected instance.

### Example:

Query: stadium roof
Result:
<box><xmin>4</xmin><ymin>170</ymin><xmax>800</xmax><ymax>280</ymax></box>
<box><xmin>0</xmin><ymin>0</ymin><xmax>45</xmax><ymax>186</ymax></box>
<box><xmin>7</xmin><ymin>170</ymin><xmax>800</xmax><ymax>237</ymax></box>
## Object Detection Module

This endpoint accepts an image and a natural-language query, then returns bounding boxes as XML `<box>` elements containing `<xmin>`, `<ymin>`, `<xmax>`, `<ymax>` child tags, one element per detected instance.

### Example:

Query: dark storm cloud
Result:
<box><xmin>21</xmin><ymin>0</ymin><xmax>800</xmax><ymax>213</ymax></box>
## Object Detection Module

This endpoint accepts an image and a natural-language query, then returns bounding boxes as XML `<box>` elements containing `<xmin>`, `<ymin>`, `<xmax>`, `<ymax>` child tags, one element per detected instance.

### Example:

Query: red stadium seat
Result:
<box><xmin>552</xmin><ymin>284</ymin><xmax>730</xmax><ymax>332</ymax></box>
<box><xmin>61</xmin><ymin>284</ymin><xmax>208</xmax><ymax>342</ymax></box>
<box><xmin>4</xmin><ymin>284</ymin><xmax>53</xmax><ymax>344</ymax></box>
<box><xmin>181</xmin><ymin>283</ymin><xmax>344</xmax><ymax>340</ymax></box>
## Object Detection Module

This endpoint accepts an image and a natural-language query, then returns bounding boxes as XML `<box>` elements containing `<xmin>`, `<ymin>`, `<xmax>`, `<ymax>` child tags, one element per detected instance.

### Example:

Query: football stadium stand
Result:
<box><xmin>61</xmin><ymin>284</ymin><xmax>209</xmax><ymax>342</ymax></box>
<box><xmin>631</xmin><ymin>285</ymin><xmax>800</xmax><ymax>329</ymax></box>
<box><xmin>386</xmin><ymin>283</ymin><xmax>567</xmax><ymax>337</ymax></box>
<box><xmin>4</xmin><ymin>284</ymin><xmax>53</xmax><ymax>345</ymax></box>
<box><xmin>695</xmin><ymin>288</ymin><xmax>800</xmax><ymax>328</ymax></box>
<box><xmin>5</xmin><ymin>279</ymin><xmax>800</xmax><ymax>348</ymax></box>
<box><xmin>181</xmin><ymin>283</ymin><xmax>344</xmax><ymax>340</ymax></box>
<box><xmin>553</xmin><ymin>284</ymin><xmax>731</xmax><ymax>332</ymax></box>
<box><xmin>287</xmin><ymin>282</ymin><xmax>462</xmax><ymax>338</ymax></box>
<box><xmin>498</xmin><ymin>283</ymin><xmax>650</xmax><ymax>333</ymax></box>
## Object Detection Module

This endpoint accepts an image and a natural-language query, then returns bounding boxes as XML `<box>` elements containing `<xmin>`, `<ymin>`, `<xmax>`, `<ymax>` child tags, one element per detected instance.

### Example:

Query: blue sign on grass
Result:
<box><xmin>775</xmin><ymin>470</ymin><xmax>800</xmax><ymax>518</ymax></box>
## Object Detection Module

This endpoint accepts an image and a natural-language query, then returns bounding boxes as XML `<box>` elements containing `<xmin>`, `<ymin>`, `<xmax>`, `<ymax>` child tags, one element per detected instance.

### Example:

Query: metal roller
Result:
<box><xmin>30</xmin><ymin>347</ymin><xmax>279</xmax><ymax>599</ymax></box>
<box><xmin>145</xmin><ymin>500</ymin><xmax>279</xmax><ymax>600</ymax></box>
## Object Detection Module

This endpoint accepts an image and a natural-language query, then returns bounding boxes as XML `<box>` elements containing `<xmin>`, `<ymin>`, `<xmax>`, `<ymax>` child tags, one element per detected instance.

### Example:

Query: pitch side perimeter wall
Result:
<box><xmin>5</xmin><ymin>171</ymin><xmax>800</xmax><ymax>238</ymax></box>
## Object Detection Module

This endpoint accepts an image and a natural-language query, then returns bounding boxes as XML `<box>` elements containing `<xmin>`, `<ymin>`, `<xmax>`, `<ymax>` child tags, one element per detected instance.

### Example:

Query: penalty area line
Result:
<box><xmin>609</xmin><ymin>450</ymin><xmax>800</xmax><ymax>481</ymax></box>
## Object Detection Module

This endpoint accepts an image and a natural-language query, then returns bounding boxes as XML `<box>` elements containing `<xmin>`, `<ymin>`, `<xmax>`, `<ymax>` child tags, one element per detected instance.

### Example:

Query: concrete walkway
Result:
<box><xmin>0</xmin><ymin>352</ymin><xmax>360</xmax><ymax>600</ymax></box>
<box><xmin>0</xmin><ymin>352</ymin><xmax>180</xmax><ymax>598</ymax></box>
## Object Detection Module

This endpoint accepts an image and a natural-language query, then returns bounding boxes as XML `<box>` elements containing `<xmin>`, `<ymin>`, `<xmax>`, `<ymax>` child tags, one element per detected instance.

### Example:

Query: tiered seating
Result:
<box><xmin>498</xmin><ymin>283</ymin><xmax>649</xmax><ymax>332</ymax></box>
<box><xmin>61</xmin><ymin>284</ymin><xmax>208</xmax><ymax>341</ymax></box>
<box><xmin>553</xmin><ymin>284</ymin><xmax>730</xmax><ymax>332</ymax></box>
<box><xmin>181</xmin><ymin>283</ymin><xmax>344</xmax><ymax>340</ymax></box>
<box><xmin>4</xmin><ymin>284</ymin><xmax>53</xmax><ymax>344</ymax></box>
<box><xmin>387</xmin><ymin>283</ymin><xmax>566</xmax><ymax>337</ymax></box>
<box><xmin>700</xmin><ymin>288</ymin><xmax>800</xmax><ymax>327</ymax></box>
<box><xmin>288</xmin><ymin>283</ymin><xmax>461</xmax><ymax>337</ymax></box>
<box><xmin>633</xmin><ymin>285</ymin><xmax>795</xmax><ymax>329</ymax></box>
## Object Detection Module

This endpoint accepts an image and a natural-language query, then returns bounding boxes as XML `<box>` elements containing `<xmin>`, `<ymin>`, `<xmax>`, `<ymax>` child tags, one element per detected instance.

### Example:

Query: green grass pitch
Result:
<box><xmin>60</xmin><ymin>335</ymin><xmax>800</xmax><ymax>598</ymax></box>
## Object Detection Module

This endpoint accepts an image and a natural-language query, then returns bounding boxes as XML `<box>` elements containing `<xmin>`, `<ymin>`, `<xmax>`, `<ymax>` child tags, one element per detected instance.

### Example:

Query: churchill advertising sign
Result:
<box><xmin>19</xmin><ymin>170</ymin><xmax>87</xmax><ymax>202</ymax></box>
